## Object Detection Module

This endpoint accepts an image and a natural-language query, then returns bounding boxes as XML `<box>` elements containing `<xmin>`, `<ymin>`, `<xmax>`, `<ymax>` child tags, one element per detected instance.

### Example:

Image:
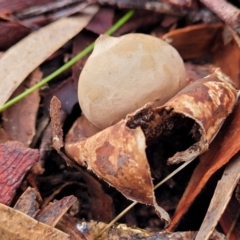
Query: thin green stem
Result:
<box><xmin>0</xmin><ymin>9</ymin><xmax>135</xmax><ymax>112</ymax></box>
<box><xmin>95</xmin><ymin>159</ymin><xmax>194</xmax><ymax>239</ymax></box>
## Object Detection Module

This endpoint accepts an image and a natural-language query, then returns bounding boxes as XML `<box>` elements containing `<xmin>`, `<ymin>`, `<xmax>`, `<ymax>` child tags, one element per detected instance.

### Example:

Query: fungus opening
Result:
<box><xmin>126</xmin><ymin>107</ymin><xmax>202</xmax><ymax>161</ymax></box>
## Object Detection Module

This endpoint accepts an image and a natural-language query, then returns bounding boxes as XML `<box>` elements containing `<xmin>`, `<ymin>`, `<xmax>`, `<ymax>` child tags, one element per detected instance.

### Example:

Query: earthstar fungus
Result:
<box><xmin>66</xmin><ymin>68</ymin><xmax>238</xmax><ymax>225</ymax></box>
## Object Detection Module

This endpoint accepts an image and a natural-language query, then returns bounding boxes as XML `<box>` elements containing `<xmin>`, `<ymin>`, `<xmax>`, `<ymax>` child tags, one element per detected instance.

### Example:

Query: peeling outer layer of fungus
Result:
<box><xmin>65</xmin><ymin>121</ymin><xmax>171</xmax><ymax>225</ymax></box>
<box><xmin>65</xmin><ymin>68</ymin><xmax>238</xmax><ymax>226</ymax></box>
<box><xmin>126</xmin><ymin>68</ymin><xmax>239</xmax><ymax>164</ymax></box>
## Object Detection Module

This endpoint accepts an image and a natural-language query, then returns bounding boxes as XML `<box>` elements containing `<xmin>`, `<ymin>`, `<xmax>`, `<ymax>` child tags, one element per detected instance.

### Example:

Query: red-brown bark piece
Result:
<box><xmin>220</xmin><ymin>197</ymin><xmax>240</xmax><ymax>240</ymax></box>
<box><xmin>3</xmin><ymin>68</ymin><xmax>42</xmax><ymax>146</ymax></box>
<box><xmin>0</xmin><ymin>141</ymin><xmax>39</xmax><ymax>205</ymax></box>
<box><xmin>36</xmin><ymin>195</ymin><xmax>77</xmax><ymax>227</ymax></box>
<box><xmin>14</xmin><ymin>187</ymin><xmax>39</xmax><ymax>218</ymax></box>
<box><xmin>167</xmin><ymin>101</ymin><xmax>240</xmax><ymax>231</ymax></box>
<box><xmin>213</xmin><ymin>29</ymin><xmax>240</xmax><ymax>89</ymax></box>
<box><xmin>0</xmin><ymin>22</ymin><xmax>31</xmax><ymax>50</ymax></box>
<box><xmin>162</xmin><ymin>23</ymin><xmax>223</xmax><ymax>59</ymax></box>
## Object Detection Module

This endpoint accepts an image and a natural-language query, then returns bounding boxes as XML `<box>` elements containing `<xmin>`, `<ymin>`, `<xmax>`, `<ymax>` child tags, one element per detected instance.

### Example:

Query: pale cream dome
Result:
<box><xmin>78</xmin><ymin>33</ymin><xmax>187</xmax><ymax>129</ymax></box>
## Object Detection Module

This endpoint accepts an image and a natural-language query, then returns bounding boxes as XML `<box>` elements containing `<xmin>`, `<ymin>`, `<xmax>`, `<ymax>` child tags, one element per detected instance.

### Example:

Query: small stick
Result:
<box><xmin>200</xmin><ymin>0</ymin><xmax>240</xmax><ymax>35</ymax></box>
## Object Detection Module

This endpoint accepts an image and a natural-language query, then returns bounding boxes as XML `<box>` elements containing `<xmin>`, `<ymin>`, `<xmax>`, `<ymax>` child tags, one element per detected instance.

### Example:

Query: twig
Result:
<box><xmin>200</xmin><ymin>0</ymin><xmax>240</xmax><ymax>35</ymax></box>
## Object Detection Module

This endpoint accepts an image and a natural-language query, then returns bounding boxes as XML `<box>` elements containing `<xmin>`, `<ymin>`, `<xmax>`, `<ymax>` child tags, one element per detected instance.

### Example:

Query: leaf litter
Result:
<box><xmin>0</xmin><ymin>1</ymin><xmax>240</xmax><ymax>239</ymax></box>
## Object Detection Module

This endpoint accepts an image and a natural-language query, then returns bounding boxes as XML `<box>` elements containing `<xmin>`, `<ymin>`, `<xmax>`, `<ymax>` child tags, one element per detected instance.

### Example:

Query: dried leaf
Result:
<box><xmin>36</xmin><ymin>195</ymin><xmax>77</xmax><ymax>227</ymax></box>
<box><xmin>14</xmin><ymin>187</ymin><xmax>39</xmax><ymax>218</ymax></box>
<box><xmin>0</xmin><ymin>4</ymin><xmax>99</xmax><ymax>107</ymax></box>
<box><xmin>168</xmin><ymin>101</ymin><xmax>240</xmax><ymax>231</ymax></box>
<box><xmin>0</xmin><ymin>141</ymin><xmax>39</xmax><ymax>205</ymax></box>
<box><xmin>213</xmin><ymin>27</ymin><xmax>240</xmax><ymax>88</ymax></box>
<box><xmin>162</xmin><ymin>23</ymin><xmax>223</xmax><ymax>59</ymax></box>
<box><xmin>0</xmin><ymin>203</ymin><xmax>70</xmax><ymax>240</ymax></box>
<box><xmin>3</xmin><ymin>68</ymin><xmax>42</xmax><ymax>146</ymax></box>
<box><xmin>0</xmin><ymin>128</ymin><xmax>9</xmax><ymax>143</ymax></box>
<box><xmin>195</xmin><ymin>153</ymin><xmax>240</xmax><ymax>240</ymax></box>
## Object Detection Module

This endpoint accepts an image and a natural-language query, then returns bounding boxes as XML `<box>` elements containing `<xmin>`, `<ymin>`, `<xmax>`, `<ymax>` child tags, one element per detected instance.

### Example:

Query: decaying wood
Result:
<box><xmin>36</xmin><ymin>196</ymin><xmax>77</xmax><ymax>227</ymax></box>
<box><xmin>0</xmin><ymin>141</ymin><xmax>39</xmax><ymax>205</ymax></box>
<box><xmin>195</xmin><ymin>153</ymin><xmax>240</xmax><ymax>240</ymax></box>
<box><xmin>14</xmin><ymin>187</ymin><xmax>39</xmax><ymax>218</ymax></box>
<box><xmin>200</xmin><ymin>0</ymin><xmax>240</xmax><ymax>36</ymax></box>
<box><xmin>2</xmin><ymin>68</ymin><xmax>42</xmax><ymax>146</ymax></box>
<box><xmin>162</xmin><ymin>23</ymin><xmax>223</xmax><ymax>59</ymax></box>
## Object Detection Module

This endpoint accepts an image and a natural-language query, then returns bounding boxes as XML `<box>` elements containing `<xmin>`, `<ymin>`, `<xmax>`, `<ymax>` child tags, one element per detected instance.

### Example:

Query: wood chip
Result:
<box><xmin>0</xmin><ymin>141</ymin><xmax>39</xmax><ymax>205</ymax></box>
<box><xmin>195</xmin><ymin>153</ymin><xmax>240</xmax><ymax>240</ymax></box>
<box><xmin>14</xmin><ymin>187</ymin><xmax>39</xmax><ymax>218</ymax></box>
<box><xmin>0</xmin><ymin>4</ymin><xmax>99</xmax><ymax>107</ymax></box>
<box><xmin>36</xmin><ymin>195</ymin><xmax>77</xmax><ymax>227</ymax></box>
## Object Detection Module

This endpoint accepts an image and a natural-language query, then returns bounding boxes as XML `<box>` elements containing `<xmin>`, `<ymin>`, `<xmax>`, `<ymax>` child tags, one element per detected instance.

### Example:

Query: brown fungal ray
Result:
<box><xmin>65</xmin><ymin>120</ymin><xmax>170</xmax><ymax>225</ymax></box>
<box><xmin>126</xmin><ymin>68</ymin><xmax>239</xmax><ymax>164</ymax></box>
